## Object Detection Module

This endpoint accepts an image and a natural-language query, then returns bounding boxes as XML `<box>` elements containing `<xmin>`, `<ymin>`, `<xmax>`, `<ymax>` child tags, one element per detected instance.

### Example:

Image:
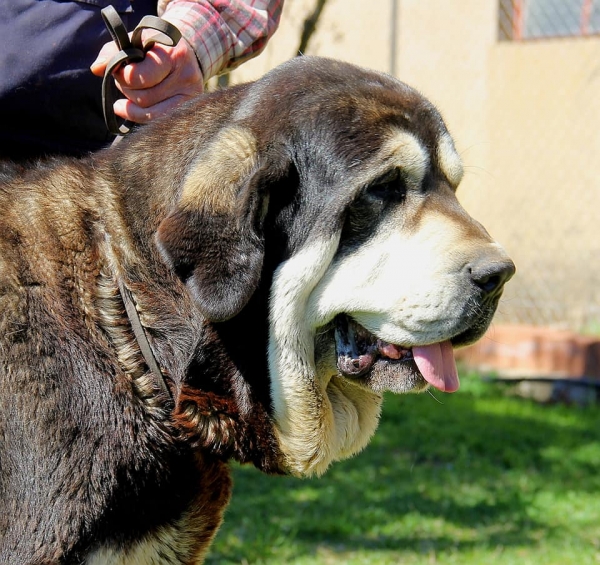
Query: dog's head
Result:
<box><xmin>154</xmin><ymin>57</ymin><xmax>514</xmax><ymax>476</ymax></box>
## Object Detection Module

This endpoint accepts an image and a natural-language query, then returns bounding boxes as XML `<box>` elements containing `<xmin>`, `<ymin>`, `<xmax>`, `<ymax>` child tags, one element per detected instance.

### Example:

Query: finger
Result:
<box><xmin>113</xmin><ymin>88</ymin><xmax>204</xmax><ymax>122</ymax></box>
<box><xmin>113</xmin><ymin>94</ymin><xmax>193</xmax><ymax>123</ymax></box>
<box><xmin>113</xmin><ymin>47</ymin><xmax>171</xmax><ymax>90</ymax></box>
<box><xmin>118</xmin><ymin>73</ymin><xmax>204</xmax><ymax>109</ymax></box>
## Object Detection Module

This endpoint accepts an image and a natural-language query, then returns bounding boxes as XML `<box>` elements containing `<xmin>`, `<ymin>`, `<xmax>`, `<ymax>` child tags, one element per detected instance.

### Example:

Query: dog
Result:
<box><xmin>0</xmin><ymin>56</ymin><xmax>514</xmax><ymax>563</ymax></box>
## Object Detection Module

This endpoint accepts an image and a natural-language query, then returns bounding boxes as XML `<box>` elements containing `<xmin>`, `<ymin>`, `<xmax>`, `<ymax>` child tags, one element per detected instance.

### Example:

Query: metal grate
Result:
<box><xmin>499</xmin><ymin>0</ymin><xmax>600</xmax><ymax>40</ymax></box>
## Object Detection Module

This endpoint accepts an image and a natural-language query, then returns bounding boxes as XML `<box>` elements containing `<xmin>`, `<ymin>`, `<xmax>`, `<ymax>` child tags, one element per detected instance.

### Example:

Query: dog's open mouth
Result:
<box><xmin>333</xmin><ymin>314</ymin><xmax>460</xmax><ymax>393</ymax></box>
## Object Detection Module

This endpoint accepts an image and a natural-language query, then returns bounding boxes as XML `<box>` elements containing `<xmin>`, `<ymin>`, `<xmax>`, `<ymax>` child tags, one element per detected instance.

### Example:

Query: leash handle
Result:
<box><xmin>100</xmin><ymin>6</ymin><xmax>182</xmax><ymax>136</ymax></box>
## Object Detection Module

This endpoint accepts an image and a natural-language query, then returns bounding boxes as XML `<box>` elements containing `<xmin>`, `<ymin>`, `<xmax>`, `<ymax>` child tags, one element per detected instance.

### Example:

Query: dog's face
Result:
<box><xmin>156</xmin><ymin>57</ymin><xmax>514</xmax><ymax>477</ymax></box>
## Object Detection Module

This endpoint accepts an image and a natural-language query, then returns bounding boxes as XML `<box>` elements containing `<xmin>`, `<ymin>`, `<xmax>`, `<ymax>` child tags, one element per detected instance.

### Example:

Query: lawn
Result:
<box><xmin>206</xmin><ymin>376</ymin><xmax>600</xmax><ymax>565</ymax></box>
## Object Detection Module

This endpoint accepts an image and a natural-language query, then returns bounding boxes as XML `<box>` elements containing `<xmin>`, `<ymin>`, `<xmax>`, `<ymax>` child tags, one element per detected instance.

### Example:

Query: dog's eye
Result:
<box><xmin>365</xmin><ymin>169</ymin><xmax>407</xmax><ymax>200</ymax></box>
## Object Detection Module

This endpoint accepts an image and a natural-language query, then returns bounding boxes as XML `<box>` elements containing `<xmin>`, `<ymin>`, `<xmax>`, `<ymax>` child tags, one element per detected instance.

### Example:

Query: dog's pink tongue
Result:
<box><xmin>412</xmin><ymin>341</ymin><xmax>459</xmax><ymax>393</ymax></box>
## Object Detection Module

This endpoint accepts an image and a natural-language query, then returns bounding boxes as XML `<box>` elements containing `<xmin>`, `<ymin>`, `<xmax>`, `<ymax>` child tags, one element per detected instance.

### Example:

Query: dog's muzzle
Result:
<box><xmin>331</xmin><ymin>257</ymin><xmax>515</xmax><ymax>394</ymax></box>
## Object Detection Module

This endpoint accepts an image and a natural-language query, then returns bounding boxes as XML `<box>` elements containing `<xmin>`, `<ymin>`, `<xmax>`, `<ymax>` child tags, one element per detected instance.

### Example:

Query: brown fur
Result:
<box><xmin>0</xmin><ymin>56</ymin><xmax>514</xmax><ymax>563</ymax></box>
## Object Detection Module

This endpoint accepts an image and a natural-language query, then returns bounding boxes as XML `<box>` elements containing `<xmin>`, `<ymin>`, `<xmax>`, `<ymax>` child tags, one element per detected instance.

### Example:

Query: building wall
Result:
<box><xmin>228</xmin><ymin>0</ymin><xmax>395</xmax><ymax>82</ymax></box>
<box><xmin>225</xmin><ymin>0</ymin><xmax>600</xmax><ymax>331</ymax></box>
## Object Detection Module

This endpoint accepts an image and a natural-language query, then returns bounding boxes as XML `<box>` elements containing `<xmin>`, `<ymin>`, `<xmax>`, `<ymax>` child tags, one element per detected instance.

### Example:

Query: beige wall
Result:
<box><xmin>225</xmin><ymin>0</ymin><xmax>600</xmax><ymax>330</ymax></box>
<box><xmin>229</xmin><ymin>0</ymin><xmax>394</xmax><ymax>82</ymax></box>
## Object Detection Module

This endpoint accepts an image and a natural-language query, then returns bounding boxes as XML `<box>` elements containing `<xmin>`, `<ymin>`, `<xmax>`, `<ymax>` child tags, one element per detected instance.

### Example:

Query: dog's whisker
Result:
<box><xmin>426</xmin><ymin>389</ymin><xmax>445</xmax><ymax>404</ymax></box>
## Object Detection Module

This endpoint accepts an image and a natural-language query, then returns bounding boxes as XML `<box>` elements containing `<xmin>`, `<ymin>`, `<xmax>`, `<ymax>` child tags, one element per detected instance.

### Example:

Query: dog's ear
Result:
<box><xmin>156</xmin><ymin>126</ymin><xmax>281</xmax><ymax>322</ymax></box>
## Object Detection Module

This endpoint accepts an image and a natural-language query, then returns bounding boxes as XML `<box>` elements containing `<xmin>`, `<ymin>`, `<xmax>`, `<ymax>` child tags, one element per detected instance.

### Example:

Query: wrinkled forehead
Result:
<box><xmin>324</xmin><ymin>119</ymin><xmax>464</xmax><ymax>193</ymax></box>
<box><xmin>321</xmin><ymin>80</ymin><xmax>464</xmax><ymax>188</ymax></box>
<box><xmin>243</xmin><ymin>60</ymin><xmax>465</xmax><ymax>189</ymax></box>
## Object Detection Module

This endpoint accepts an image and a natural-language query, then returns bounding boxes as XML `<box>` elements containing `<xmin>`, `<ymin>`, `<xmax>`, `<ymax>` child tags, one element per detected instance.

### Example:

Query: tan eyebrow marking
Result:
<box><xmin>437</xmin><ymin>133</ymin><xmax>464</xmax><ymax>187</ymax></box>
<box><xmin>384</xmin><ymin>130</ymin><xmax>428</xmax><ymax>185</ymax></box>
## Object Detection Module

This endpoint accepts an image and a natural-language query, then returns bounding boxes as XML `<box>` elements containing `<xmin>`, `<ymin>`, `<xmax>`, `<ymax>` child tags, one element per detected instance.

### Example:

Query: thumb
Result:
<box><xmin>90</xmin><ymin>42</ymin><xmax>119</xmax><ymax>76</ymax></box>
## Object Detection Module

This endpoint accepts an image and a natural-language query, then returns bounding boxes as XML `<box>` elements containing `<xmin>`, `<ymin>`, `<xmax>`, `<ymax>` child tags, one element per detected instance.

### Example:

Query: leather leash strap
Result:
<box><xmin>117</xmin><ymin>279</ymin><xmax>172</xmax><ymax>399</ymax></box>
<box><xmin>101</xmin><ymin>5</ymin><xmax>182</xmax><ymax>136</ymax></box>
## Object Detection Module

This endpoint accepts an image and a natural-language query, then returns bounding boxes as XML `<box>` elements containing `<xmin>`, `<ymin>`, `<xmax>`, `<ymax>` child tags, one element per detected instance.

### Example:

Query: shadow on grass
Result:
<box><xmin>207</xmin><ymin>379</ymin><xmax>600</xmax><ymax>563</ymax></box>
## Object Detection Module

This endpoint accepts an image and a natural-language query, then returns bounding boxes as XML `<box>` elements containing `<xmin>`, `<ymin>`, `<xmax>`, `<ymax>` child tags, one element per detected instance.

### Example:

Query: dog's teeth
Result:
<box><xmin>377</xmin><ymin>340</ymin><xmax>409</xmax><ymax>360</ymax></box>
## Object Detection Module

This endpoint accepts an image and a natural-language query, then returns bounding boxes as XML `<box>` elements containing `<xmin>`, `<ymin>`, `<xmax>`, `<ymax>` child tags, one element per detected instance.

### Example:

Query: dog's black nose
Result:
<box><xmin>469</xmin><ymin>258</ymin><xmax>516</xmax><ymax>295</ymax></box>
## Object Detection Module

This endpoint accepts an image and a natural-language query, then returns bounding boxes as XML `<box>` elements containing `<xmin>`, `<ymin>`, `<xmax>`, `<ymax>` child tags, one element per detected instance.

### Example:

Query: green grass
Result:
<box><xmin>206</xmin><ymin>377</ymin><xmax>600</xmax><ymax>565</ymax></box>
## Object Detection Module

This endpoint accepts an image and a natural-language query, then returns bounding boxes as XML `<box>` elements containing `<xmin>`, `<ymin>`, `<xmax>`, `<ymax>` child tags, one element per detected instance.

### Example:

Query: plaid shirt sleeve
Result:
<box><xmin>157</xmin><ymin>0</ymin><xmax>284</xmax><ymax>81</ymax></box>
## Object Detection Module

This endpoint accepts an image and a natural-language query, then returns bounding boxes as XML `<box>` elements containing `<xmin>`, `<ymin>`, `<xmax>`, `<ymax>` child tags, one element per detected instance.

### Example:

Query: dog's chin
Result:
<box><xmin>351</xmin><ymin>357</ymin><xmax>430</xmax><ymax>394</ymax></box>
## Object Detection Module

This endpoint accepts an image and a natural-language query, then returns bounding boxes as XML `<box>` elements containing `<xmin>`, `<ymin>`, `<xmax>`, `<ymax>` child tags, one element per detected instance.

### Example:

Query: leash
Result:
<box><xmin>100</xmin><ymin>5</ymin><xmax>182</xmax><ymax>136</ymax></box>
<box><xmin>117</xmin><ymin>278</ymin><xmax>173</xmax><ymax>399</ymax></box>
<box><xmin>102</xmin><ymin>6</ymin><xmax>176</xmax><ymax>398</ymax></box>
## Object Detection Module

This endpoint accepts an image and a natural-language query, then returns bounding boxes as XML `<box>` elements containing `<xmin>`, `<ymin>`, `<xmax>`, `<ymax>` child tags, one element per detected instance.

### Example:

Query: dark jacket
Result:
<box><xmin>0</xmin><ymin>0</ymin><xmax>155</xmax><ymax>160</ymax></box>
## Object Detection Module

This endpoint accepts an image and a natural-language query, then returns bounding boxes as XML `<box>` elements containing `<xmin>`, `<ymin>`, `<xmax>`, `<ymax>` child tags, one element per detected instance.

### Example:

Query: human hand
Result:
<box><xmin>90</xmin><ymin>32</ymin><xmax>204</xmax><ymax>124</ymax></box>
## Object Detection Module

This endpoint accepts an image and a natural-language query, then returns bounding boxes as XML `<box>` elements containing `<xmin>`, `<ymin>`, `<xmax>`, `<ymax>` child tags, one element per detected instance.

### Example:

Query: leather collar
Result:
<box><xmin>117</xmin><ymin>278</ymin><xmax>173</xmax><ymax>400</ymax></box>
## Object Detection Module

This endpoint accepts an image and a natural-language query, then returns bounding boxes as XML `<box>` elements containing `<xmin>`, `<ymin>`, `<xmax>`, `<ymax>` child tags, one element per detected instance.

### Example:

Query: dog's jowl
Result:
<box><xmin>0</xmin><ymin>56</ymin><xmax>514</xmax><ymax>563</ymax></box>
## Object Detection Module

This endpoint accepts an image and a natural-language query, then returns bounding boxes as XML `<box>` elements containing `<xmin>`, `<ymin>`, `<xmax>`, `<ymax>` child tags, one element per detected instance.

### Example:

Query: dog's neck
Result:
<box><xmin>89</xmin><ymin>154</ymin><xmax>286</xmax><ymax>473</ymax></box>
<box><xmin>95</xmin><ymin>248</ymin><xmax>285</xmax><ymax>473</ymax></box>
